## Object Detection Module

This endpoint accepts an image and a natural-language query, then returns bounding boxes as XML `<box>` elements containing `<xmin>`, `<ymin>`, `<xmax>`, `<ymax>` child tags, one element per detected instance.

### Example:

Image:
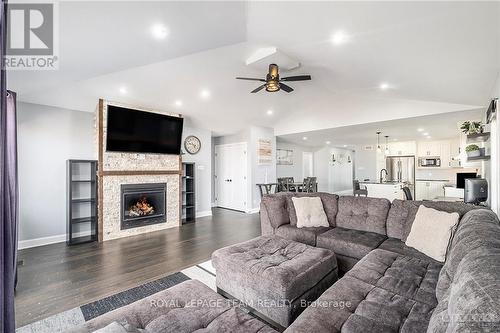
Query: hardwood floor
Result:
<box><xmin>15</xmin><ymin>208</ymin><xmax>261</xmax><ymax>328</ymax></box>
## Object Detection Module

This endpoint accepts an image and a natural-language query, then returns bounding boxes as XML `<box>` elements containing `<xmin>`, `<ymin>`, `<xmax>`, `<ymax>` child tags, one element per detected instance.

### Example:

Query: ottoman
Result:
<box><xmin>212</xmin><ymin>235</ymin><xmax>338</xmax><ymax>330</ymax></box>
<box><xmin>70</xmin><ymin>280</ymin><xmax>277</xmax><ymax>333</ymax></box>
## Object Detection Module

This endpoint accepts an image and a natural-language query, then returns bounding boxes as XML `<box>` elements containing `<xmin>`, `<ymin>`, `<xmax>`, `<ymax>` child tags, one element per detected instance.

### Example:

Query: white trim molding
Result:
<box><xmin>196</xmin><ymin>210</ymin><xmax>213</xmax><ymax>218</ymax></box>
<box><xmin>18</xmin><ymin>234</ymin><xmax>67</xmax><ymax>250</ymax></box>
<box><xmin>247</xmin><ymin>207</ymin><xmax>260</xmax><ymax>214</ymax></box>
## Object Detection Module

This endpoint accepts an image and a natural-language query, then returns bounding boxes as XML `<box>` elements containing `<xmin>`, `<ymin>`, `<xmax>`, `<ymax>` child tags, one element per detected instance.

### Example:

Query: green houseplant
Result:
<box><xmin>460</xmin><ymin>121</ymin><xmax>482</xmax><ymax>135</ymax></box>
<box><xmin>465</xmin><ymin>144</ymin><xmax>481</xmax><ymax>158</ymax></box>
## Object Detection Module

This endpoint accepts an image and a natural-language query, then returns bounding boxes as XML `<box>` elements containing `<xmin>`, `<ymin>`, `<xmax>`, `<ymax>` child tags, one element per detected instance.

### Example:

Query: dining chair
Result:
<box><xmin>402</xmin><ymin>186</ymin><xmax>413</xmax><ymax>200</ymax></box>
<box><xmin>353</xmin><ymin>180</ymin><xmax>368</xmax><ymax>197</ymax></box>
<box><xmin>301</xmin><ymin>178</ymin><xmax>313</xmax><ymax>193</ymax></box>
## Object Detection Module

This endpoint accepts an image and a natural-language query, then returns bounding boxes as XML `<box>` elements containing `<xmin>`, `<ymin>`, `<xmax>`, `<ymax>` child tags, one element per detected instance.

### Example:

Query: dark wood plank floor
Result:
<box><xmin>15</xmin><ymin>208</ymin><xmax>261</xmax><ymax>328</ymax></box>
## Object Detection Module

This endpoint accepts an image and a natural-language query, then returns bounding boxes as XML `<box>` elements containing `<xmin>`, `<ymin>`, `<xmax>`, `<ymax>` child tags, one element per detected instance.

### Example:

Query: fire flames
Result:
<box><xmin>128</xmin><ymin>197</ymin><xmax>155</xmax><ymax>217</ymax></box>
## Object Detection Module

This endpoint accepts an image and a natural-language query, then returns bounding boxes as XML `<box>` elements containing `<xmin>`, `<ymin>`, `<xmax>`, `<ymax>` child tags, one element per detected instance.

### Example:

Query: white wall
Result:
<box><xmin>354</xmin><ymin>145</ymin><xmax>378</xmax><ymax>181</ymax></box>
<box><xmin>18</xmin><ymin>102</ymin><xmax>95</xmax><ymax>245</ymax></box>
<box><xmin>213</xmin><ymin>126</ymin><xmax>276</xmax><ymax>212</ymax></box>
<box><xmin>249</xmin><ymin>126</ymin><xmax>276</xmax><ymax>209</ymax></box>
<box><xmin>18</xmin><ymin>103</ymin><xmax>214</xmax><ymax>247</ymax></box>
<box><xmin>314</xmin><ymin>147</ymin><xmax>354</xmax><ymax>193</ymax></box>
<box><xmin>276</xmin><ymin>141</ymin><xmax>313</xmax><ymax>181</ymax></box>
<box><xmin>181</xmin><ymin>124</ymin><xmax>213</xmax><ymax>216</ymax></box>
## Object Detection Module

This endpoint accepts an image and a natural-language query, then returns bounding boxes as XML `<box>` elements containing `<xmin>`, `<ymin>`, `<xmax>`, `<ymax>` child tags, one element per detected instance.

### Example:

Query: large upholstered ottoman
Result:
<box><xmin>70</xmin><ymin>280</ymin><xmax>277</xmax><ymax>333</ymax></box>
<box><xmin>212</xmin><ymin>235</ymin><xmax>338</xmax><ymax>330</ymax></box>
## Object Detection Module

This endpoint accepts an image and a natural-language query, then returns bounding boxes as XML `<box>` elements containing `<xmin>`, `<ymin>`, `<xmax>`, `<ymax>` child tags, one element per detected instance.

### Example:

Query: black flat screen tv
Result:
<box><xmin>106</xmin><ymin>105</ymin><xmax>184</xmax><ymax>155</ymax></box>
<box><xmin>456</xmin><ymin>172</ymin><xmax>477</xmax><ymax>189</ymax></box>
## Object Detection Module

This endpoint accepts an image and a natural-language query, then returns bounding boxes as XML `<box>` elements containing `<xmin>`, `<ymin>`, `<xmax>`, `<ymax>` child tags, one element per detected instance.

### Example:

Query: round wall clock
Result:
<box><xmin>184</xmin><ymin>135</ymin><xmax>201</xmax><ymax>154</ymax></box>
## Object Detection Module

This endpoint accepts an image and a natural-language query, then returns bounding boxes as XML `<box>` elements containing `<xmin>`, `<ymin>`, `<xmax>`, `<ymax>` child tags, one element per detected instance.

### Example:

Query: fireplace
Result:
<box><xmin>121</xmin><ymin>183</ymin><xmax>167</xmax><ymax>230</ymax></box>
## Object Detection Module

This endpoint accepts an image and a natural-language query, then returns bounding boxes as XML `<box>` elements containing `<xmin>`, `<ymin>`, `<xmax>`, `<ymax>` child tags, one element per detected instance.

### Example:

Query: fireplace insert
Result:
<box><xmin>121</xmin><ymin>183</ymin><xmax>167</xmax><ymax>230</ymax></box>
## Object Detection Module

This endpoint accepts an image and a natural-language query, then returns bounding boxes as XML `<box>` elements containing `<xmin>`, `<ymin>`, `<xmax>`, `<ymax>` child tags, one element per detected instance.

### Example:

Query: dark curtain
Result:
<box><xmin>2</xmin><ymin>0</ymin><xmax>19</xmax><ymax>332</ymax></box>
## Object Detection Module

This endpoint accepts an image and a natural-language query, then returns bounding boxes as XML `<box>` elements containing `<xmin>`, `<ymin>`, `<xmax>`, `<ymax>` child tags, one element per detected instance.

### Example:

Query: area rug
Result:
<box><xmin>16</xmin><ymin>260</ymin><xmax>217</xmax><ymax>333</ymax></box>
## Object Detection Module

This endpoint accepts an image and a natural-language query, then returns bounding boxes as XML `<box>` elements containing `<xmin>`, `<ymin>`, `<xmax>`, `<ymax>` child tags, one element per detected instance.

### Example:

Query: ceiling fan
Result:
<box><xmin>236</xmin><ymin>64</ymin><xmax>311</xmax><ymax>93</ymax></box>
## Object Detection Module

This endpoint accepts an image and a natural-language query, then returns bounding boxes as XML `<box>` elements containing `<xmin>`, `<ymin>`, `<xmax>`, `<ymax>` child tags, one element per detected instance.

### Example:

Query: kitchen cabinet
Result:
<box><xmin>364</xmin><ymin>183</ymin><xmax>404</xmax><ymax>202</ymax></box>
<box><xmin>417</xmin><ymin>140</ymin><xmax>461</xmax><ymax>168</ymax></box>
<box><xmin>415</xmin><ymin>181</ymin><xmax>445</xmax><ymax>200</ymax></box>
<box><xmin>440</xmin><ymin>142</ymin><xmax>451</xmax><ymax>168</ymax></box>
<box><xmin>387</xmin><ymin>141</ymin><xmax>416</xmax><ymax>156</ymax></box>
<box><xmin>418</xmin><ymin>141</ymin><xmax>441</xmax><ymax>157</ymax></box>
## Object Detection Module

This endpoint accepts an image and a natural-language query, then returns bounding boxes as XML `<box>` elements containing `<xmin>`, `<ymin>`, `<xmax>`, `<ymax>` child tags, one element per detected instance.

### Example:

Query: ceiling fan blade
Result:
<box><xmin>279</xmin><ymin>83</ymin><xmax>294</xmax><ymax>93</ymax></box>
<box><xmin>236</xmin><ymin>77</ymin><xmax>266</xmax><ymax>82</ymax></box>
<box><xmin>251</xmin><ymin>84</ymin><xmax>266</xmax><ymax>93</ymax></box>
<box><xmin>280</xmin><ymin>75</ymin><xmax>312</xmax><ymax>82</ymax></box>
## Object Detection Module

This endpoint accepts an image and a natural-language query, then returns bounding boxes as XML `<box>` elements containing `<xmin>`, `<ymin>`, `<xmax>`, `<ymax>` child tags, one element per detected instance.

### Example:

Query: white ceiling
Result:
<box><xmin>277</xmin><ymin>109</ymin><xmax>484</xmax><ymax>148</ymax></box>
<box><xmin>9</xmin><ymin>1</ymin><xmax>500</xmax><ymax>136</ymax></box>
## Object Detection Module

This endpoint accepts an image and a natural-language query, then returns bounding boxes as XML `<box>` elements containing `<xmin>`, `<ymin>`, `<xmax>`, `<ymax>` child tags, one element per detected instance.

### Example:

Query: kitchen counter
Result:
<box><xmin>360</xmin><ymin>181</ymin><xmax>404</xmax><ymax>185</ymax></box>
<box><xmin>416</xmin><ymin>179</ymin><xmax>450</xmax><ymax>182</ymax></box>
<box><xmin>361</xmin><ymin>182</ymin><xmax>405</xmax><ymax>201</ymax></box>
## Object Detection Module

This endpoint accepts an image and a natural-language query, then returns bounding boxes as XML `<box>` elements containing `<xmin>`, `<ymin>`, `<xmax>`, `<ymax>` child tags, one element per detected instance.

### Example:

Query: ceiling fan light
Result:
<box><xmin>266</xmin><ymin>81</ymin><xmax>280</xmax><ymax>92</ymax></box>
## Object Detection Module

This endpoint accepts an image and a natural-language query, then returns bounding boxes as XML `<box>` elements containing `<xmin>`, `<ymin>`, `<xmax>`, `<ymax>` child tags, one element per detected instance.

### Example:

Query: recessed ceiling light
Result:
<box><xmin>417</xmin><ymin>128</ymin><xmax>424</xmax><ymax>132</ymax></box>
<box><xmin>174</xmin><ymin>100</ymin><xmax>183</xmax><ymax>107</ymax></box>
<box><xmin>119</xmin><ymin>86</ymin><xmax>127</xmax><ymax>95</ymax></box>
<box><xmin>325</xmin><ymin>141</ymin><xmax>331</xmax><ymax>145</ymax></box>
<box><xmin>302</xmin><ymin>136</ymin><xmax>308</xmax><ymax>141</ymax></box>
<box><xmin>331</xmin><ymin>31</ymin><xmax>349</xmax><ymax>45</ymax></box>
<box><xmin>426</xmin><ymin>136</ymin><xmax>432</xmax><ymax>139</ymax></box>
<box><xmin>423</xmin><ymin>132</ymin><xmax>429</xmax><ymax>136</ymax></box>
<box><xmin>379</xmin><ymin>83</ymin><xmax>390</xmax><ymax>90</ymax></box>
<box><xmin>200</xmin><ymin>89</ymin><xmax>211</xmax><ymax>99</ymax></box>
<box><xmin>266</xmin><ymin>110</ymin><xmax>273</xmax><ymax>116</ymax></box>
<box><xmin>343</xmin><ymin>145</ymin><xmax>347</xmax><ymax>147</ymax></box>
<box><xmin>151</xmin><ymin>23</ymin><xmax>169</xmax><ymax>39</ymax></box>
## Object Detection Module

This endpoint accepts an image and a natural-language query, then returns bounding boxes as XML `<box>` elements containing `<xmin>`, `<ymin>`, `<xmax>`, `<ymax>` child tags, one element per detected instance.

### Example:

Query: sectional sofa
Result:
<box><xmin>260</xmin><ymin>192</ymin><xmax>500</xmax><ymax>332</ymax></box>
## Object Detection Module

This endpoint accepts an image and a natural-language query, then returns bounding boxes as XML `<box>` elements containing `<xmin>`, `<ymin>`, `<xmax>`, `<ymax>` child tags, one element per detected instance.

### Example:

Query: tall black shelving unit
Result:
<box><xmin>182</xmin><ymin>162</ymin><xmax>195</xmax><ymax>224</ymax></box>
<box><xmin>67</xmin><ymin>160</ymin><xmax>98</xmax><ymax>245</ymax></box>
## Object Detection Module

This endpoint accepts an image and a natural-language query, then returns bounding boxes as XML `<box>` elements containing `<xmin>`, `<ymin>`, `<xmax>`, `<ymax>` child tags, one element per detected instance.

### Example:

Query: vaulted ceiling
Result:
<box><xmin>9</xmin><ymin>1</ymin><xmax>500</xmax><ymax>136</ymax></box>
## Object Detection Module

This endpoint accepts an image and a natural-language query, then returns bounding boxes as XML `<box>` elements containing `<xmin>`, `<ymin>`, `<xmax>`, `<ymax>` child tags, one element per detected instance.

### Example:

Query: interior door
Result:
<box><xmin>215</xmin><ymin>143</ymin><xmax>247</xmax><ymax>211</ymax></box>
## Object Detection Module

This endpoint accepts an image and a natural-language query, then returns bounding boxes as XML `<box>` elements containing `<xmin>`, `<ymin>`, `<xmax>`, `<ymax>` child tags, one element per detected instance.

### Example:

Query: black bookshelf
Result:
<box><xmin>67</xmin><ymin>160</ymin><xmax>98</xmax><ymax>245</ymax></box>
<box><xmin>182</xmin><ymin>162</ymin><xmax>196</xmax><ymax>224</ymax></box>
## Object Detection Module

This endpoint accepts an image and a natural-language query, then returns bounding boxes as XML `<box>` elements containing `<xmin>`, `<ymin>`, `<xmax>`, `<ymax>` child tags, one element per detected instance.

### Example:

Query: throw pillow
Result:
<box><xmin>291</xmin><ymin>197</ymin><xmax>329</xmax><ymax>228</ymax></box>
<box><xmin>405</xmin><ymin>205</ymin><xmax>459</xmax><ymax>262</ymax></box>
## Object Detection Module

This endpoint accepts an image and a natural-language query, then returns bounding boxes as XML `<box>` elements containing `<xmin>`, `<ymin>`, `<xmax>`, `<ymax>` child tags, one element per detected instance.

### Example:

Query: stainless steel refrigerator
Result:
<box><xmin>386</xmin><ymin>156</ymin><xmax>415</xmax><ymax>199</ymax></box>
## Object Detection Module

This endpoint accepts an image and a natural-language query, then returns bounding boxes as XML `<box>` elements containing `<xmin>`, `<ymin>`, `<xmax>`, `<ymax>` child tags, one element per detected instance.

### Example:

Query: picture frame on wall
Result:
<box><xmin>258</xmin><ymin>139</ymin><xmax>273</xmax><ymax>165</ymax></box>
<box><xmin>277</xmin><ymin>149</ymin><xmax>293</xmax><ymax>165</ymax></box>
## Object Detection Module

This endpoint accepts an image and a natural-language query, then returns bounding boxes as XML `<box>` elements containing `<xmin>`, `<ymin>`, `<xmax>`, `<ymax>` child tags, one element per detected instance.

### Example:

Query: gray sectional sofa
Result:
<box><xmin>260</xmin><ymin>192</ymin><xmax>500</xmax><ymax>332</ymax></box>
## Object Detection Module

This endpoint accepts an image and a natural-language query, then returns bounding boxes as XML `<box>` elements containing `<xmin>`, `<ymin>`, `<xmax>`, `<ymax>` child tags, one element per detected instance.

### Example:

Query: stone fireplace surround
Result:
<box><xmin>96</xmin><ymin>99</ymin><xmax>181</xmax><ymax>241</ymax></box>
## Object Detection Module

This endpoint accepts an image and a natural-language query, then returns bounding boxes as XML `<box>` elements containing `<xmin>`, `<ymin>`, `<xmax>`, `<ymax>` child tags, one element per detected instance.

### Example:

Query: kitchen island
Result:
<box><xmin>360</xmin><ymin>181</ymin><xmax>406</xmax><ymax>201</ymax></box>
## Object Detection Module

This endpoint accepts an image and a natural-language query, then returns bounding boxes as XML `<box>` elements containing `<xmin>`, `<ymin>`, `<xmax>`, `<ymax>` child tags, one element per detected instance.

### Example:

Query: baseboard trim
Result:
<box><xmin>196</xmin><ymin>210</ymin><xmax>213</xmax><ymax>218</ymax></box>
<box><xmin>247</xmin><ymin>208</ymin><xmax>260</xmax><ymax>214</ymax></box>
<box><xmin>18</xmin><ymin>234</ymin><xmax>66</xmax><ymax>250</ymax></box>
<box><xmin>19</xmin><ymin>231</ymin><xmax>93</xmax><ymax>250</ymax></box>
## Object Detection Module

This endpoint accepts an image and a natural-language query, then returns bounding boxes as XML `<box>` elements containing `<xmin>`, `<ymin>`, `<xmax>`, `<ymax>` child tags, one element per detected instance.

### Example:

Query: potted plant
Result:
<box><xmin>460</xmin><ymin>121</ymin><xmax>482</xmax><ymax>135</ymax></box>
<box><xmin>465</xmin><ymin>144</ymin><xmax>481</xmax><ymax>158</ymax></box>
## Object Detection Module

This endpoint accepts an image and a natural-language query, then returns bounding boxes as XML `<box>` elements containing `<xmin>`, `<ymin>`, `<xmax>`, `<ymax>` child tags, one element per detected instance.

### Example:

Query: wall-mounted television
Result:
<box><xmin>456</xmin><ymin>172</ymin><xmax>477</xmax><ymax>189</ymax></box>
<box><xmin>106</xmin><ymin>105</ymin><xmax>184</xmax><ymax>155</ymax></box>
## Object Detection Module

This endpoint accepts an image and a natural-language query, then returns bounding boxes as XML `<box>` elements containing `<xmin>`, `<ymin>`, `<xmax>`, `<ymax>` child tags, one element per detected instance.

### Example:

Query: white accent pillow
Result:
<box><xmin>291</xmin><ymin>197</ymin><xmax>329</xmax><ymax>228</ymax></box>
<box><xmin>405</xmin><ymin>205</ymin><xmax>459</xmax><ymax>262</ymax></box>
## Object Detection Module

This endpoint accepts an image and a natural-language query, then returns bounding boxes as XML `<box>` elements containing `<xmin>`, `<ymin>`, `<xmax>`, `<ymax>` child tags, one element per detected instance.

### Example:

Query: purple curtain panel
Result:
<box><xmin>2</xmin><ymin>0</ymin><xmax>19</xmax><ymax>331</ymax></box>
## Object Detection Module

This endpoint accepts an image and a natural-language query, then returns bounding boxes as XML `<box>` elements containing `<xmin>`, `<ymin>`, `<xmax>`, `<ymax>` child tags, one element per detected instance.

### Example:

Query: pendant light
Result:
<box><xmin>384</xmin><ymin>135</ymin><xmax>389</xmax><ymax>155</ymax></box>
<box><xmin>376</xmin><ymin>131</ymin><xmax>382</xmax><ymax>153</ymax></box>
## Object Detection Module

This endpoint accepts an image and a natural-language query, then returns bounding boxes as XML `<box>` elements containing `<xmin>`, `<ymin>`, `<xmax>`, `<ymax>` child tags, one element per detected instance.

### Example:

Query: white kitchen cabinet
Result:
<box><xmin>415</xmin><ymin>181</ymin><xmax>445</xmax><ymax>200</ymax></box>
<box><xmin>418</xmin><ymin>141</ymin><xmax>441</xmax><ymax>157</ymax></box>
<box><xmin>364</xmin><ymin>183</ymin><xmax>404</xmax><ymax>202</ymax></box>
<box><xmin>387</xmin><ymin>141</ymin><xmax>416</xmax><ymax>156</ymax></box>
<box><xmin>440</xmin><ymin>141</ymin><xmax>451</xmax><ymax>168</ymax></box>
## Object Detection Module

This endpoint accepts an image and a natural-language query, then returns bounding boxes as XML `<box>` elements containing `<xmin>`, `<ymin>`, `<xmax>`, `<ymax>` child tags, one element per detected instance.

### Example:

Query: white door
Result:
<box><xmin>215</xmin><ymin>143</ymin><xmax>248</xmax><ymax>211</ymax></box>
<box><xmin>302</xmin><ymin>152</ymin><xmax>313</xmax><ymax>179</ymax></box>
